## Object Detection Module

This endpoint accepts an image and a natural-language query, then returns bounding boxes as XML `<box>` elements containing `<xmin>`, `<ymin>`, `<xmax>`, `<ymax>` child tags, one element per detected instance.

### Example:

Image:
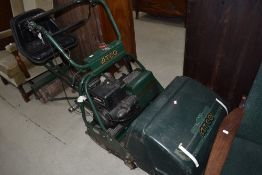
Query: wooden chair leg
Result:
<box><xmin>18</xmin><ymin>85</ymin><xmax>32</xmax><ymax>103</ymax></box>
<box><xmin>1</xmin><ymin>76</ymin><xmax>9</xmax><ymax>85</ymax></box>
<box><xmin>135</xmin><ymin>10</ymin><xmax>139</xmax><ymax>19</ymax></box>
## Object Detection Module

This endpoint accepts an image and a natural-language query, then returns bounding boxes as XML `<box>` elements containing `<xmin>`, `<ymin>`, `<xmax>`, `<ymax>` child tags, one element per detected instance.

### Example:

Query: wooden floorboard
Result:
<box><xmin>204</xmin><ymin>108</ymin><xmax>244</xmax><ymax>175</ymax></box>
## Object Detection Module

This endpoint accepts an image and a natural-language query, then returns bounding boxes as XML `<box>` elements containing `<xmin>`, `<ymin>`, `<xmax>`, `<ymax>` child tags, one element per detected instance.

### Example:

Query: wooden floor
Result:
<box><xmin>204</xmin><ymin>108</ymin><xmax>244</xmax><ymax>175</ymax></box>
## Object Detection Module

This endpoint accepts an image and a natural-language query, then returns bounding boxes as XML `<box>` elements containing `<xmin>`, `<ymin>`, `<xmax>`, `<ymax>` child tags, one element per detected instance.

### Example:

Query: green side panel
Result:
<box><xmin>126</xmin><ymin>76</ymin><xmax>227</xmax><ymax>175</ymax></box>
<box><xmin>84</xmin><ymin>41</ymin><xmax>125</xmax><ymax>71</ymax></box>
<box><xmin>221</xmin><ymin>137</ymin><xmax>262</xmax><ymax>175</ymax></box>
<box><xmin>237</xmin><ymin>63</ymin><xmax>262</xmax><ymax>144</ymax></box>
<box><xmin>125</xmin><ymin>70</ymin><xmax>163</xmax><ymax>109</ymax></box>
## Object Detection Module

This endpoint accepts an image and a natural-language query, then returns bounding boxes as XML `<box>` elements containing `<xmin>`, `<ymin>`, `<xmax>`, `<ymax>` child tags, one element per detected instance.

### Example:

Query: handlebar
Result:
<box><xmin>28</xmin><ymin>21</ymin><xmax>91</xmax><ymax>70</ymax></box>
<box><xmin>28</xmin><ymin>0</ymin><xmax>121</xmax><ymax>41</ymax></box>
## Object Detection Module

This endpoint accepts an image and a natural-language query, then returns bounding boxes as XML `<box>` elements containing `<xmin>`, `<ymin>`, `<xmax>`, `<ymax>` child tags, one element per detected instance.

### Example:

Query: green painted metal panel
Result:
<box><xmin>125</xmin><ymin>70</ymin><xmax>163</xmax><ymax>109</ymax></box>
<box><xmin>84</xmin><ymin>41</ymin><xmax>126</xmax><ymax>71</ymax></box>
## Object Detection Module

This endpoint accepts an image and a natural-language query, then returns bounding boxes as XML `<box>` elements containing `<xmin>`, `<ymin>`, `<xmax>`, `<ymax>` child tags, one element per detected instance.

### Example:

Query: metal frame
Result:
<box><xmin>25</xmin><ymin>0</ymin><xmax>148</xmax><ymax>165</ymax></box>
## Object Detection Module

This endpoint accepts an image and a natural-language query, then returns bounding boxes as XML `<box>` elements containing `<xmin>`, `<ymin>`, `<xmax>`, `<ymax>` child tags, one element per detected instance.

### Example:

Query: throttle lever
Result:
<box><xmin>26</xmin><ymin>21</ymin><xmax>46</xmax><ymax>44</ymax></box>
<box><xmin>37</xmin><ymin>33</ymin><xmax>45</xmax><ymax>44</ymax></box>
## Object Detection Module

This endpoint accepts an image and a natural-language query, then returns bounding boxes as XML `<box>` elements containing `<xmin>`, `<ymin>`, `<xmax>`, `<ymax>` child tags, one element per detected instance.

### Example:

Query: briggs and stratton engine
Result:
<box><xmin>90</xmin><ymin>71</ymin><xmax>140</xmax><ymax>129</ymax></box>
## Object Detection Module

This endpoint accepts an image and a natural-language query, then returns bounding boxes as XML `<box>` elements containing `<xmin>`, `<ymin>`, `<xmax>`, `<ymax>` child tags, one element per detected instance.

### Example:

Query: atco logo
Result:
<box><xmin>199</xmin><ymin>112</ymin><xmax>214</xmax><ymax>137</ymax></box>
<box><xmin>101</xmin><ymin>50</ymin><xmax>118</xmax><ymax>64</ymax></box>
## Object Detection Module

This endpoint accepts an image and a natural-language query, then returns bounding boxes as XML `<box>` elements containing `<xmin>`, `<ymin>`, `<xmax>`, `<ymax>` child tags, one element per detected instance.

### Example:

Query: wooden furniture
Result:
<box><xmin>54</xmin><ymin>0</ymin><xmax>102</xmax><ymax>63</ymax></box>
<box><xmin>99</xmin><ymin>0</ymin><xmax>136</xmax><ymax>56</ymax></box>
<box><xmin>133</xmin><ymin>0</ymin><xmax>186</xmax><ymax>19</ymax></box>
<box><xmin>54</xmin><ymin>0</ymin><xmax>136</xmax><ymax>59</ymax></box>
<box><xmin>184</xmin><ymin>0</ymin><xmax>262</xmax><ymax>108</ymax></box>
<box><xmin>204</xmin><ymin>108</ymin><xmax>244</xmax><ymax>175</ymax></box>
<box><xmin>0</xmin><ymin>0</ymin><xmax>56</xmax><ymax>102</ymax></box>
<box><xmin>206</xmin><ymin>64</ymin><xmax>262</xmax><ymax>174</ymax></box>
<box><xmin>0</xmin><ymin>0</ymin><xmax>13</xmax><ymax>49</ymax></box>
<box><xmin>0</xmin><ymin>30</ymin><xmax>47</xmax><ymax>102</ymax></box>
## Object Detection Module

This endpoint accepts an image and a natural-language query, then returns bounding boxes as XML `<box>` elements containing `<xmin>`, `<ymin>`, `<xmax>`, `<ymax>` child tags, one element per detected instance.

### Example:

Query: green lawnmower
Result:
<box><xmin>10</xmin><ymin>0</ymin><xmax>228</xmax><ymax>174</ymax></box>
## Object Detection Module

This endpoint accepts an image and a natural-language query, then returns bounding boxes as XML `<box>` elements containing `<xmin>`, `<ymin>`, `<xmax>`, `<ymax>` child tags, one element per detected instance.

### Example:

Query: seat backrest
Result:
<box><xmin>237</xmin><ymin>63</ymin><xmax>262</xmax><ymax>144</ymax></box>
<box><xmin>10</xmin><ymin>8</ymin><xmax>77</xmax><ymax>65</ymax></box>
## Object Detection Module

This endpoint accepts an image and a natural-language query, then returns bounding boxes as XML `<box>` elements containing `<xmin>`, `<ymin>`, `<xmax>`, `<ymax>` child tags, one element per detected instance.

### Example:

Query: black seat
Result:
<box><xmin>10</xmin><ymin>8</ymin><xmax>77</xmax><ymax>65</ymax></box>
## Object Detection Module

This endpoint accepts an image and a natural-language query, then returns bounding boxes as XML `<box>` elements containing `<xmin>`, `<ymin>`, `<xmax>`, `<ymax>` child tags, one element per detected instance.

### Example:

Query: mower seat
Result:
<box><xmin>126</xmin><ymin>76</ymin><xmax>227</xmax><ymax>175</ymax></box>
<box><xmin>10</xmin><ymin>8</ymin><xmax>77</xmax><ymax>65</ymax></box>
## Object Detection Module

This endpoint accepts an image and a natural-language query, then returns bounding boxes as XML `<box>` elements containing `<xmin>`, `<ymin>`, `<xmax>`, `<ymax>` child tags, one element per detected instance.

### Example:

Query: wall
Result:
<box><xmin>184</xmin><ymin>0</ymin><xmax>262</xmax><ymax>108</ymax></box>
<box><xmin>23</xmin><ymin>0</ymin><xmax>53</xmax><ymax>11</ymax></box>
<box><xmin>99</xmin><ymin>0</ymin><xmax>136</xmax><ymax>56</ymax></box>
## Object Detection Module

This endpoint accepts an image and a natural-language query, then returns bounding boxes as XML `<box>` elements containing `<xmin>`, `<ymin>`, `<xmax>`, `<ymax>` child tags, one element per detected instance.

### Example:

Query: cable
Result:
<box><xmin>44</xmin><ymin>29</ymin><xmax>82</xmax><ymax>114</ymax></box>
<box><xmin>34</xmin><ymin>4</ymin><xmax>94</xmax><ymax>116</ymax></box>
<box><xmin>60</xmin><ymin>79</ymin><xmax>82</xmax><ymax>114</ymax></box>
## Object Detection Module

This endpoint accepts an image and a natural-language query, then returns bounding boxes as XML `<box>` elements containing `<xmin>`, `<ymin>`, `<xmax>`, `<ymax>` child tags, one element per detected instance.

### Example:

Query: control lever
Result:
<box><xmin>37</xmin><ymin>33</ymin><xmax>45</xmax><ymax>44</ymax></box>
<box><xmin>68</xmin><ymin>103</ymin><xmax>80</xmax><ymax>113</ymax></box>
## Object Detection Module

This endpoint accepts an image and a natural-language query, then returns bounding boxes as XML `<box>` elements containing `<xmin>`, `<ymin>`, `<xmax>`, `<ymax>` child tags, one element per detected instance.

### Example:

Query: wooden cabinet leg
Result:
<box><xmin>18</xmin><ymin>85</ymin><xmax>32</xmax><ymax>102</ymax></box>
<box><xmin>135</xmin><ymin>10</ymin><xmax>139</xmax><ymax>19</ymax></box>
<box><xmin>1</xmin><ymin>76</ymin><xmax>8</xmax><ymax>85</ymax></box>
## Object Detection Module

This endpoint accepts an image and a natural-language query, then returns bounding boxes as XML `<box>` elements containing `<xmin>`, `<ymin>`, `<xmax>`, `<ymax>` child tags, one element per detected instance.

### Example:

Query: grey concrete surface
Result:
<box><xmin>0</xmin><ymin>13</ymin><xmax>185</xmax><ymax>175</ymax></box>
<box><xmin>134</xmin><ymin>14</ymin><xmax>185</xmax><ymax>87</ymax></box>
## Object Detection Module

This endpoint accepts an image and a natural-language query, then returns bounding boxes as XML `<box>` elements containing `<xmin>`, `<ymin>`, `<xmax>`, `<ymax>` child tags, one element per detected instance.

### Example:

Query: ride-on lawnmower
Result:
<box><xmin>10</xmin><ymin>0</ymin><xmax>228</xmax><ymax>174</ymax></box>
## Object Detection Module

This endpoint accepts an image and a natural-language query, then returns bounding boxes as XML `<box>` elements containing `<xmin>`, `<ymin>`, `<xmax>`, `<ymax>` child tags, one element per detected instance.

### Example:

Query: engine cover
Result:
<box><xmin>90</xmin><ymin>79</ymin><xmax>126</xmax><ymax>111</ymax></box>
<box><xmin>90</xmin><ymin>70</ymin><xmax>163</xmax><ymax>129</ymax></box>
